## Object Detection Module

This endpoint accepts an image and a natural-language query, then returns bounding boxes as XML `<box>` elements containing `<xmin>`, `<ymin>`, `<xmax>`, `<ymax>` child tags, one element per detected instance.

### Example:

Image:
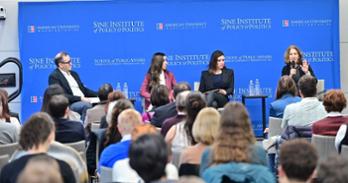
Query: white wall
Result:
<box><xmin>0</xmin><ymin>0</ymin><xmax>348</xmax><ymax>117</ymax></box>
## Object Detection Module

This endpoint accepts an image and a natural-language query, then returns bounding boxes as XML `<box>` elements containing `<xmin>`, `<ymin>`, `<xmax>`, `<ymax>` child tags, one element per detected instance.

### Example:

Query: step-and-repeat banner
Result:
<box><xmin>19</xmin><ymin>0</ymin><xmax>339</xmax><ymax>136</ymax></box>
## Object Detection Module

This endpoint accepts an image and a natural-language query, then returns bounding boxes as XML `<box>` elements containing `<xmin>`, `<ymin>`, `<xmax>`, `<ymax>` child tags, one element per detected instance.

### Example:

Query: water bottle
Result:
<box><xmin>116</xmin><ymin>82</ymin><xmax>121</xmax><ymax>92</ymax></box>
<box><xmin>255</xmin><ymin>79</ymin><xmax>261</xmax><ymax>95</ymax></box>
<box><xmin>123</xmin><ymin>82</ymin><xmax>129</xmax><ymax>99</ymax></box>
<box><xmin>249</xmin><ymin>80</ymin><xmax>255</xmax><ymax>96</ymax></box>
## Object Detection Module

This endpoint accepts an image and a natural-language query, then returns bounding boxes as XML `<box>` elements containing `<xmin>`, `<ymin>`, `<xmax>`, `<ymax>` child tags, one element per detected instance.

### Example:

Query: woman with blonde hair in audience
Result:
<box><xmin>200</xmin><ymin>102</ymin><xmax>268</xmax><ymax>178</ymax></box>
<box><xmin>179</xmin><ymin>107</ymin><xmax>220</xmax><ymax>176</ymax></box>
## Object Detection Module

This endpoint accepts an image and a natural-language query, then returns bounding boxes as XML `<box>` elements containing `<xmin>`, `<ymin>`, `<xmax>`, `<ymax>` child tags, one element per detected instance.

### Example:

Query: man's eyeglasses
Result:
<box><xmin>60</xmin><ymin>60</ymin><xmax>71</xmax><ymax>64</ymax></box>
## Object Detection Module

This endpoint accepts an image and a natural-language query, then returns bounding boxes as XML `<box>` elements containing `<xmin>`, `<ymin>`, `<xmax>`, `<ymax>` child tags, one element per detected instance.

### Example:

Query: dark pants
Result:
<box><xmin>206</xmin><ymin>92</ymin><xmax>228</xmax><ymax>108</ymax></box>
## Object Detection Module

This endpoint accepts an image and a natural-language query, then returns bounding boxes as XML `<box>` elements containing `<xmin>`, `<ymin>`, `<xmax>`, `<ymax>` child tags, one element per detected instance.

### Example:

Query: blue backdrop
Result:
<box><xmin>19</xmin><ymin>0</ymin><xmax>340</xmax><ymax>136</ymax></box>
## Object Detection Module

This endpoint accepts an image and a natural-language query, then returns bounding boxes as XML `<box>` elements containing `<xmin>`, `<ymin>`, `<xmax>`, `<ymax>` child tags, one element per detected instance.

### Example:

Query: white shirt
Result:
<box><xmin>59</xmin><ymin>68</ymin><xmax>85</xmax><ymax>97</ymax></box>
<box><xmin>335</xmin><ymin>124</ymin><xmax>347</xmax><ymax>150</ymax></box>
<box><xmin>159</xmin><ymin>71</ymin><xmax>166</xmax><ymax>85</ymax></box>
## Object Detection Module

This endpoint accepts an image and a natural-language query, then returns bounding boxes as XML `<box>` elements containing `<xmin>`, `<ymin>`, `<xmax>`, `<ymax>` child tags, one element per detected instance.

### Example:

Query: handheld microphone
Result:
<box><xmin>290</xmin><ymin>60</ymin><xmax>296</xmax><ymax>69</ymax></box>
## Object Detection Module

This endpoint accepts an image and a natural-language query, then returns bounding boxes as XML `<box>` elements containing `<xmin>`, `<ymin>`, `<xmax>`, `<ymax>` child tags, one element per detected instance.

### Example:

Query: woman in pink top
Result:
<box><xmin>140</xmin><ymin>52</ymin><xmax>176</xmax><ymax>111</ymax></box>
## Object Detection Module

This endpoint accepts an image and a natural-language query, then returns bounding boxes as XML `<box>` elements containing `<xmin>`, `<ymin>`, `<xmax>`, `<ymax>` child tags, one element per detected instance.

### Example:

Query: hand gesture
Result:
<box><xmin>218</xmin><ymin>89</ymin><xmax>227</xmax><ymax>95</ymax></box>
<box><xmin>301</xmin><ymin>60</ymin><xmax>309</xmax><ymax>74</ymax></box>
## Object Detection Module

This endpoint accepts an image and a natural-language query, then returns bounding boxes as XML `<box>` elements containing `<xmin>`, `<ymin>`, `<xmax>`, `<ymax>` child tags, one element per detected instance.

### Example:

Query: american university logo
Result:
<box><xmin>155</xmin><ymin>22</ymin><xmax>207</xmax><ymax>31</ymax></box>
<box><xmin>27</xmin><ymin>24</ymin><xmax>80</xmax><ymax>33</ymax></box>
<box><xmin>93</xmin><ymin>21</ymin><xmax>145</xmax><ymax>33</ymax></box>
<box><xmin>281</xmin><ymin>19</ymin><xmax>332</xmax><ymax>27</ymax></box>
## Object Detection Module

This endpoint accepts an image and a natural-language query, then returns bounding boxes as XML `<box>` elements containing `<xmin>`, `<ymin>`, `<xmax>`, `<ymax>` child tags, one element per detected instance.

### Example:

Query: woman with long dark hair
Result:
<box><xmin>199</xmin><ymin>50</ymin><xmax>234</xmax><ymax>108</ymax></box>
<box><xmin>140</xmin><ymin>52</ymin><xmax>176</xmax><ymax>110</ymax></box>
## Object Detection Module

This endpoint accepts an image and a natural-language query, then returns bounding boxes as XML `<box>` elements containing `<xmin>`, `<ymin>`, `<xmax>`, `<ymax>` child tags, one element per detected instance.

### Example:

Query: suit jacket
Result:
<box><xmin>199</xmin><ymin>68</ymin><xmax>234</xmax><ymax>97</ymax></box>
<box><xmin>48</xmin><ymin>68</ymin><xmax>97</xmax><ymax>104</ymax></box>
<box><xmin>54</xmin><ymin>118</ymin><xmax>86</xmax><ymax>143</ymax></box>
<box><xmin>281</xmin><ymin>64</ymin><xmax>316</xmax><ymax>84</ymax></box>
<box><xmin>150</xmin><ymin>102</ymin><xmax>177</xmax><ymax>127</ymax></box>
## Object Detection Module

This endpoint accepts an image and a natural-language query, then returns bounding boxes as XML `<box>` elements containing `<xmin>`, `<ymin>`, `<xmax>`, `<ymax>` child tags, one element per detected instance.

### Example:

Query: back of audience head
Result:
<box><xmin>104</xmin><ymin>99</ymin><xmax>134</xmax><ymax>146</ymax></box>
<box><xmin>213</xmin><ymin>102</ymin><xmax>255</xmax><ymax>164</ymax></box>
<box><xmin>175</xmin><ymin>91</ymin><xmax>190</xmax><ymax>113</ymax></box>
<box><xmin>107</xmin><ymin>91</ymin><xmax>125</xmax><ymax>102</ymax></box>
<box><xmin>41</xmin><ymin>84</ymin><xmax>65</xmax><ymax>113</ymax></box>
<box><xmin>276</xmin><ymin>76</ymin><xmax>298</xmax><ymax>99</ymax></box>
<box><xmin>323</xmin><ymin>89</ymin><xmax>347</xmax><ymax>113</ymax></box>
<box><xmin>48</xmin><ymin>95</ymin><xmax>69</xmax><ymax>119</ymax></box>
<box><xmin>173</xmin><ymin>82</ymin><xmax>191</xmax><ymax>98</ymax></box>
<box><xmin>150</xmin><ymin>84</ymin><xmax>170</xmax><ymax>108</ymax></box>
<box><xmin>98</xmin><ymin>83</ymin><xmax>113</xmax><ymax>102</ymax></box>
<box><xmin>117</xmin><ymin>109</ymin><xmax>142</xmax><ymax>136</ymax></box>
<box><xmin>0</xmin><ymin>91</ymin><xmax>11</xmax><ymax>121</ymax></box>
<box><xmin>193</xmin><ymin>107</ymin><xmax>220</xmax><ymax>145</ymax></box>
<box><xmin>317</xmin><ymin>155</ymin><xmax>348</xmax><ymax>183</ymax></box>
<box><xmin>185</xmin><ymin>92</ymin><xmax>207</xmax><ymax>145</ymax></box>
<box><xmin>17</xmin><ymin>155</ymin><xmax>63</xmax><ymax>183</ymax></box>
<box><xmin>20</xmin><ymin>112</ymin><xmax>55</xmax><ymax>151</ymax></box>
<box><xmin>298</xmin><ymin>75</ymin><xmax>317</xmax><ymax>98</ymax></box>
<box><xmin>129</xmin><ymin>134</ymin><xmax>168</xmax><ymax>183</ymax></box>
<box><xmin>278</xmin><ymin>139</ymin><xmax>318</xmax><ymax>183</ymax></box>
<box><xmin>131</xmin><ymin>123</ymin><xmax>158</xmax><ymax>141</ymax></box>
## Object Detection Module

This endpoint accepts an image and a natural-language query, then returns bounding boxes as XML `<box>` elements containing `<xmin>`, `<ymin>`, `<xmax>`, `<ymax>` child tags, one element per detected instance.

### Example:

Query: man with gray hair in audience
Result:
<box><xmin>151</xmin><ymin>82</ymin><xmax>191</xmax><ymax>127</ymax></box>
<box><xmin>161</xmin><ymin>90</ymin><xmax>191</xmax><ymax>136</ymax></box>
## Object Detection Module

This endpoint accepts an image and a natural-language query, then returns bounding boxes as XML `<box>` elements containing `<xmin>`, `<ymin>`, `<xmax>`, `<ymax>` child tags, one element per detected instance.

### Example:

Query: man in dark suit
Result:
<box><xmin>48</xmin><ymin>95</ymin><xmax>85</xmax><ymax>143</ymax></box>
<box><xmin>150</xmin><ymin>82</ymin><xmax>191</xmax><ymax>127</ymax></box>
<box><xmin>48</xmin><ymin>51</ymin><xmax>97</xmax><ymax>121</ymax></box>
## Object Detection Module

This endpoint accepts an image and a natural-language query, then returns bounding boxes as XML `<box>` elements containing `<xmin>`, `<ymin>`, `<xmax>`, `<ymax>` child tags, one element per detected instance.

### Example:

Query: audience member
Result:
<box><xmin>0</xmin><ymin>112</ymin><xmax>75</xmax><ymax>183</ymax></box>
<box><xmin>200</xmin><ymin>102</ymin><xmax>267</xmax><ymax>176</ymax></box>
<box><xmin>161</xmin><ymin>91</ymin><xmax>190</xmax><ymax>136</ymax></box>
<box><xmin>48</xmin><ymin>95</ymin><xmax>85</xmax><ymax>143</ymax></box>
<box><xmin>84</xmin><ymin>83</ymin><xmax>113</xmax><ymax>127</ymax></box>
<box><xmin>100</xmin><ymin>91</ymin><xmax>126</xmax><ymax>128</ymax></box>
<box><xmin>335</xmin><ymin>124</ymin><xmax>348</xmax><ymax>153</ymax></box>
<box><xmin>140</xmin><ymin>52</ymin><xmax>176</xmax><ymax>110</ymax></box>
<box><xmin>0</xmin><ymin>91</ymin><xmax>19</xmax><ymax>144</ymax></box>
<box><xmin>179</xmin><ymin>107</ymin><xmax>220</xmax><ymax>176</ymax></box>
<box><xmin>0</xmin><ymin>89</ymin><xmax>20</xmax><ymax>121</ymax></box>
<box><xmin>0</xmin><ymin>92</ymin><xmax>21</xmax><ymax>131</ymax></box>
<box><xmin>269</xmin><ymin>76</ymin><xmax>301</xmax><ymax>118</ymax></box>
<box><xmin>151</xmin><ymin>82</ymin><xmax>191</xmax><ymax>127</ymax></box>
<box><xmin>278</xmin><ymin>139</ymin><xmax>318</xmax><ymax>183</ymax></box>
<box><xmin>143</xmin><ymin>85</ymin><xmax>170</xmax><ymax>122</ymax></box>
<box><xmin>16</xmin><ymin>155</ymin><xmax>63</xmax><ymax>183</ymax></box>
<box><xmin>166</xmin><ymin>92</ymin><xmax>206</xmax><ymax>152</ymax></box>
<box><xmin>129</xmin><ymin>134</ymin><xmax>175</xmax><ymax>183</ymax></box>
<box><xmin>312</xmin><ymin>89</ymin><xmax>348</xmax><ymax>135</ymax></box>
<box><xmin>282</xmin><ymin>75</ymin><xmax>326</xmax><ymax>128</ymax></box>
<box><xmin>99</xmin><ymin>109</ymin><xmax>141</xmax><ymax>168</ymax></box>
<box><xmin>317</xmin><ymin>155</ymin><xmax>348</xmax><ymax>183</ymax></box>
<box><xmin>41</xmin><ymin>84</ymin><xmax>81</xmax><ymax>121</ymax></box>
<box><xmin>48</xmin><ymin>51</ymin><xmax>97</xmax><ymax>121</ymax></box>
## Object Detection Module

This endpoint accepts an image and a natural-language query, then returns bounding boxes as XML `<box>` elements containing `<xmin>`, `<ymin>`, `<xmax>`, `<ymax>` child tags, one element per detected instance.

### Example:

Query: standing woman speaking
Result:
<box><xmin>281</xmin><ymin>45</ymin><xmax>316</xmax><ymax>84</ymax></box>
<box><xmin>140</xmin><ymin>52</ymin><xmax>176</xmax><ymax>111</ymax></box>
<box><xmin>199</xmin><ymin>50</ymin><xmax>234</xmax><ymax>108</ymax></box>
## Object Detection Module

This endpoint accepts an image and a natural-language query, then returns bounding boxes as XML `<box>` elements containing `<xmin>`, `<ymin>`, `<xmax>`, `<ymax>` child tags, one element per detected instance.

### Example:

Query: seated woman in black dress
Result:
<box><xmin>199</xmin><ymin>50</ymin><xmax>234</xmax><ymax>108</ymax></box>
<box><xmin>281</xmin><ymin>45</ymin><xmax>316</xmax><ymax>84</ymax></box>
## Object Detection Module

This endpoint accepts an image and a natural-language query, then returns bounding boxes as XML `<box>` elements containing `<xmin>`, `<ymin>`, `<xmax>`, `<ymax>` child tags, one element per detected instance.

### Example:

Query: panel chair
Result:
<box><xmin>0</xmin><ymin>143</ymin><xmax>19</xmax><ymax>157</ymax></box>
<box><xmin>0</xmin><ymin>154</ymin><xmax>9</xmax><ymax>172</ymax></box>
<box><xmin>100</xmin><ymin>166</ymin><xmax>113</xmax><ymax>183</ymax></box>
<box><xmin>311</xmin><ymin>134</ymin><xmax>337</xmax><ymax>161</ymax></box>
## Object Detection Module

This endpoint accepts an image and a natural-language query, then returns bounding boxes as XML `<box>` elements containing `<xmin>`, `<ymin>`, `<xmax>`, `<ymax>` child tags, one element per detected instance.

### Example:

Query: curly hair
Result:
<box><xmin>212</xmin><ymin>102</ymin><xmax>256</xmax><ymax>164</ymax></box>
